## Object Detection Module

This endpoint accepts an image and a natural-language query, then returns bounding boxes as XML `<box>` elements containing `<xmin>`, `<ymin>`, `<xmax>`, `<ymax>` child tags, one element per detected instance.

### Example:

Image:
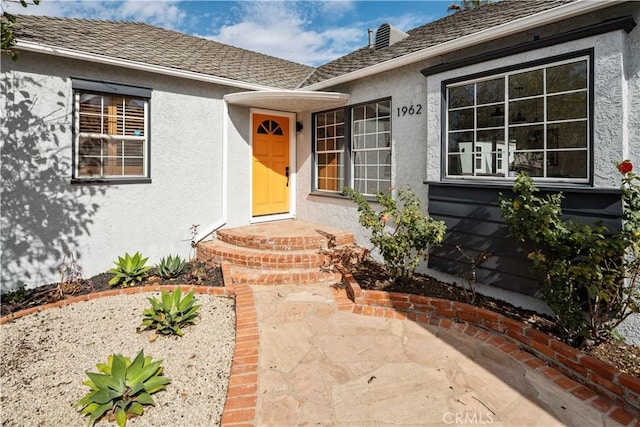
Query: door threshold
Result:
<box><xmin>250</xmin><ymin>213</ymin><xmax>295</xmax><ymax>224</ymax></box>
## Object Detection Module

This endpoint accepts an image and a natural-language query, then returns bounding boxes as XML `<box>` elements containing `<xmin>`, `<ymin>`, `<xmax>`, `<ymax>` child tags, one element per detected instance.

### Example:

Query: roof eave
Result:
<box><xmin>15</xmin><ymin>40</ymin><xmax>281</xmax><ymax>92</ymax></box>
<box><xmin>224</xmin><ymin>90</ymin><xmax>349</xmax><ymax>113</ymax></box>
<box><xmin>301</xmin><ymin>0</ymin><xmax>616</xmax><ymax>91</ymax></box>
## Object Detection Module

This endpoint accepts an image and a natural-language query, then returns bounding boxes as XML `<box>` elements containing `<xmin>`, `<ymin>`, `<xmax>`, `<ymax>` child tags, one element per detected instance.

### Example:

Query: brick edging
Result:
<box><xmin>336</xmin><ymin>265</ymin><xmax>640</xmax><ymax>426</ymax></box>
<box><xmin>1</xmin><ymin>264</ymin><xmax>240</xmax><ymax>325</ymax></box>
<box><xmin>0</xmin><ymin>270</ymin><xmax>259</xmax><ymax>426</ymax></box>
<box><xmin>221</xmin><ymin>284</ymin><xmax>259</xmax><ymax>426</ymax></box>
<box><xmin>0</xmin><ymin>284</ymin><xmax>231</xmax><ymax>325</ymax></box>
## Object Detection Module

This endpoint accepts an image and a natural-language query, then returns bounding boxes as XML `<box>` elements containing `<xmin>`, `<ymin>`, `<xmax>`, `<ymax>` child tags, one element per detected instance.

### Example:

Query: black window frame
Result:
<box><xmin>440</xmin><ymin>49</ymin><xmax>595</xmax><ymax>186</ymax></box>
<box><xmin>312</xmin><ymin>97</ymin><xmax>392</xmax><ymax>196</ymax></box>
<box><xmin>71</xmin><ymin>78</ymin><xmax>152</xmax><ymax>185</ymax></box>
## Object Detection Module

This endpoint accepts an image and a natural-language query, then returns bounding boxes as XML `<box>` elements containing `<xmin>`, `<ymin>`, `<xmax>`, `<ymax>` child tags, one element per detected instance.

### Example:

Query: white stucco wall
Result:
<box><xmin>425</xmin><ymin>30</ymin><xmax>635</xmax><ymax>187</ymax></box>
<box><xmin>298</xmin><ymin>20</ymin><xmax>637</xmax><ymax>241</ymax></box>
<box><xmin>226</xmin><ymin>104</ymin><xmax>253</xmax><ymax>228</ymax></box>
<box><xmin>626</xmin><ymin>6</ymin><xmax>640</xmax><ymax>163</ymax></box>
<box><xmin>422</xmin><ymin>17</ymin><xmax>640</xmax><ymax>344</ymax></box>
<box><xmin>296</xmin><ymin>61</ymin><xmax>433</xmax><ymax>249</ymax></box>
<box><xmin>616</xmin><ymin>5</ymin><xmax>640</xmax><ymax>346</ymax></box>
<box><xmin>1</xmin><ymin>52</ymin><xmax>229</xmax><ymax>291</ymax></box>
<box><xmin>298</xmin><ymin>27</ymin><xmax>639</xmax><ymax>248</ymax></box>
<box><xmin>294</xmin><ymin>13</ymin><xmax>640</xmax><ymax>341</ymax></box>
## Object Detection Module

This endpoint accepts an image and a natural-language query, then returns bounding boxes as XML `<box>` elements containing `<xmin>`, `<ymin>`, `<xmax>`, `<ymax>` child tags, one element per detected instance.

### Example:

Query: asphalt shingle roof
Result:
<box><xmin>14</xmin><ymin>15</ymin><xmax>315</xmax><ymax>90</ymax></box>
<box><xmin>298</xmin><ymin>0</ymin><xmax>572</xmax><ymax>87</ymax></box>
<box><xmin>14</xmin><ymin>1</ymin><xmax>574</xmax><ymax>90</ymax></box>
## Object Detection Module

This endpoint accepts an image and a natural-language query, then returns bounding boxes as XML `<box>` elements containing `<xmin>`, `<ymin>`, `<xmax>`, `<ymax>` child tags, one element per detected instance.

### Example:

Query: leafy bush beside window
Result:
<box><xmin>344</xmin><ymin>187</ymin><xmax>446</xmax><ymax>280</ymax></box>
<box><xmin>498</xmin><ymin>164</ymin><xmax>639</xmax><ymax>344</ymax></box>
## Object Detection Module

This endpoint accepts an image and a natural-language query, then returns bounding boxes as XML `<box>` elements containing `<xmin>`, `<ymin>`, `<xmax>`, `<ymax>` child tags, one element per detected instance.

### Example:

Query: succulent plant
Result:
<box><xmin>156</xmin><ymin>255</ymin><xmax>186</xmax><ymax>279</ymax></box>
<box><xmin>75</xmin><ymin>350</ymin><xmax>170</xmax><ymax>427</ymax></box>
<box><xmin>141</xmin><ymin>288</ymin><xmax>200</xmax><ymax>336</ymax></box>
<box><xmin>108</xmin><ymin>252</ymin><xmax>151</xmax><ymax>287</ymax></box>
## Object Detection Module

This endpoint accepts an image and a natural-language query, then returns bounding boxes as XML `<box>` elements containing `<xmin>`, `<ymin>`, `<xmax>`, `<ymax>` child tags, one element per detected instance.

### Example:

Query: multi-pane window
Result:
<box><xmin>315</xmin><ymin>110</ymin><xmax>345</xmax><ymax>192</ymax></box>
<box><xmin>74</xmin><ymin>91</ymin><xmax>148</xmax><ymax>179</ymax></box>
<box><xmin>446</xmin><ymin>56</ymin><xmax>589</xmax><ymax>182</ymax></box>
<box><xmin>313</xmin><ymin>99</ymin><xmax>391</xmax><ymax>196</ymax></box>
<box><xmin>352</xmin><ymin>100</ymin><xmax>391</xmax><ymax>195</ymax></box>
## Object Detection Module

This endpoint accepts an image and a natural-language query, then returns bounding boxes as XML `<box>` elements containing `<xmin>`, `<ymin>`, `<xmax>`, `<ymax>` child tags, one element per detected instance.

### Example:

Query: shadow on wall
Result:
<box><xmin>1</xmin><ymin>74</ymin><xmax>104</xmax><ymax>292</ymax></box>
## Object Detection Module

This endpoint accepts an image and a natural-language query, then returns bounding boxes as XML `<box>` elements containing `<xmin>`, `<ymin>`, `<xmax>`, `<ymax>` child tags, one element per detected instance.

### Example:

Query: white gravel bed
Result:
<box><xmin>0</xmin><ymin>292</ymin><xmax>236</xmax><ymax>427</ymax></box>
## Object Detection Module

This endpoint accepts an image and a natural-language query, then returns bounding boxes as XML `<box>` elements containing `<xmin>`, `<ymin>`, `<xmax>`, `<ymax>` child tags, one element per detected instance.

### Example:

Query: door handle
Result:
<box><xmin>285</xmin><ymin>166</ymin><xmax>289</xmax><ymax>187</ymax></box>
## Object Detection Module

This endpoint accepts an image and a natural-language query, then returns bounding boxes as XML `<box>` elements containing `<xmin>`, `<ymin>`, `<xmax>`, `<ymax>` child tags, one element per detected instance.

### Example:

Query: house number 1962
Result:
<box><xmin>397</xmin><ymin>104</ymin><xmax>422</xmax><ymax>116</ymax></box>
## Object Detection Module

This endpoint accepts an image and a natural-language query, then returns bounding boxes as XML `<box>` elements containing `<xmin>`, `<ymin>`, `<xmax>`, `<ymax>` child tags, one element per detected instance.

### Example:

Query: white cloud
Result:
<box><xmin>4</xmin><ymin>0</ymin><xmax>186</xmax><ymax>29</ymax></box>
<box><xmin>2</xmin><ymin>0</ymin><xmax>73</xmax><ymax>16</ymax></box>
<box><xmin>319</xmin><ymin>0</ymin><xmax>356</xmax><ymax>19</ymax></box>
<box><xmin>4</xmin><ymin>0</ymin><xmax>444</xmax><ymax>67</ymax></box>
<box><xmin>204</xmin><ymin>1</ymin><xmax>366</xmax><ymax>66</ymax></box>
<box><xmin>116</xmin><ymin>0</ymin><xmax>186</xmax><ymax>28</ymax></box>
<box><xmin>380</xmin><ymin>11</ymin><xmax>437</xmax><ymax>32</ymax></box>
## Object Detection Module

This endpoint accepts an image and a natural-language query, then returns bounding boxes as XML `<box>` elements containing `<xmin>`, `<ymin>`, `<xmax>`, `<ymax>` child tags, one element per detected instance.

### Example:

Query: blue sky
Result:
<box><xmin>5</xmin><ymin>0</ymin><xmax>452</xmax><ymax>65</ymax></box>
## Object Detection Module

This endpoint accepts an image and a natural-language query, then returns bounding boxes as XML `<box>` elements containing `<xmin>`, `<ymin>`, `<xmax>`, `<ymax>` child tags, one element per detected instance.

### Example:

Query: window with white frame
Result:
<box><xmin>445</xmin><ymin>55</ymin><xmax>590</xmax><ymax>182</ymax></box>
<box><xmin>313</xmin><ymin>99</ymin><xmax>391</xmax><ymax>196</ymax></box>
<box><xmin>72</xmin><ymin>80</ymin><xmax>150</xmax><ymax>181</ymax></box>
<box><xmin>352</xmin><ymin>100</ymin><xmax>391</xmax><ymax>195</ymax></box>
<box><xmin>315</xmin><ymin>109</ymin><xmax>345</xmax><ymax>192</ymax></box>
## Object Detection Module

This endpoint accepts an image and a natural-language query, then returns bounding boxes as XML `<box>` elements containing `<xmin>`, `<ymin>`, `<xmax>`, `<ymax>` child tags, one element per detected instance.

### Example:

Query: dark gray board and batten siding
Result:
<box><xmin>426</xmin><ymin>182</ymin><xmax>623</xmax><ymax>297</ymax></box>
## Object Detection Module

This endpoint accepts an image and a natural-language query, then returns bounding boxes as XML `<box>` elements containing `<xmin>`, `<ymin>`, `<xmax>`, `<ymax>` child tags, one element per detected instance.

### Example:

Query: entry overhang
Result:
<box><xmin>224</xmin><ymin>90</ymin><xmax>349</xmax><ymax>113</ymax></box>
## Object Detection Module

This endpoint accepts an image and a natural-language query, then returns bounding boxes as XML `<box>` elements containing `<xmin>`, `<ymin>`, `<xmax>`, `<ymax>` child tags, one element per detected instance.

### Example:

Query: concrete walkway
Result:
<box><xmin>250</xmin><ymin>284</ymin><xmax>624</xmax><ymax>427</ymax></box>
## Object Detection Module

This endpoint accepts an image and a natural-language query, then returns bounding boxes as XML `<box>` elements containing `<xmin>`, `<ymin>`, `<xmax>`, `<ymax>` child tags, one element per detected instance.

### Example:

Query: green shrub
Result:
<box><xmin>108</xmin><ymin>252</ymin><xmax>151</xmax><ymax>287</ymax></box>
<box><xmin>141</xmin><ymin>288</ymin><xmax>200</xmax><ymax>336</ymax></box>
<box><xmin>499</xmin><ymin>166</ymin><xmax>640</xmax><ymax>343</ymax></box>
<box><xmin>344</xmin><ymin>187</ymin><xmax>447</xmax><ymax>280</ymax></box>
<box><xmin>156</xmin><ymin>255</ymin><xmax>186</xmax><ymax>279</ymax></box>
<box><xmin>75</xmin><ymin>350</ymin><xmax>170</xmax><ymax>427</ymax></box>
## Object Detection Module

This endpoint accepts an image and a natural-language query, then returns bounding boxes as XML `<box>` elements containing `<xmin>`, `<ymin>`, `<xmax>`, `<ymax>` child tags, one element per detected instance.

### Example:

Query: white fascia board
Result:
<box><xmin>224</xmin><ymin>90</ymin><xmax>349</xmax><ymax>103</ymax></box>
<box><xmin>302</xmin><ymin>0</ymin><xmax>617</xmax><ymax>91</ymax></box>
<box><xmin>224</xmin><ymin>90</ymin><xmax>349</xmax><ymax>113</ymax></box>
<box><xmin>16</xmin><ymin>41</ymin><xmax>280</xmax><ymax>92</ymax></box>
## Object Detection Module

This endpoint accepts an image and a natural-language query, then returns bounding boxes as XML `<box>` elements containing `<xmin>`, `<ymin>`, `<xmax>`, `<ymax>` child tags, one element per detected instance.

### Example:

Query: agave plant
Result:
<box><xmin>108</xmin><ymin>252</ymin><xmax>151</xmax><ymax>287</ymax></box>
<box><xmin>75</xmin><ymin>350</ymin><xmax>170</xmax><ymax>427</ymax></box>
<box><xmin>156</xmin><ymin>255</ymin><xmax>186</xmax><ymax>279</ymax></box>
<box><xmin>141</xmin><ymin>288</ymin><xmax>200</xmax><ymax>336</ymax></box>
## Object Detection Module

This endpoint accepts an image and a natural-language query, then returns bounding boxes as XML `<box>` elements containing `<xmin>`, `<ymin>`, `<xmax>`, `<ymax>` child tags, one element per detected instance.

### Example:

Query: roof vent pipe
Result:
<box><xmin>368</xmin><ymin>28</ymin><xmax>374</xmax><ymax>49</ymax></box>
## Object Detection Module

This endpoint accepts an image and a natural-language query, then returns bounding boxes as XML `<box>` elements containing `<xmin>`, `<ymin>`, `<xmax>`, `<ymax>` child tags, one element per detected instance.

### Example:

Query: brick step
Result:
<box><xmin>217</xmin><ymin>221</ymin><xmax>354</xmax><ymax>250</ymax></box>
<box><xmin>198</xmin><ymin>239</ymin><xmax>331</xmax><ymax>270</ymax></box>
<box><xmin>196</xmin><ymin>220</ymin><xmax>362</xmax><ymax>287</ymax></box>
<box><xmin>226</xmin><ymin>265</ymin><xmax>341</xmax><ymax>286</ymax></box>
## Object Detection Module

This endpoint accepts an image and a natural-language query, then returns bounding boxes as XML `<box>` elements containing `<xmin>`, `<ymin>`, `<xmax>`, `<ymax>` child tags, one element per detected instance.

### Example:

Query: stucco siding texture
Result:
<box><xmin>1</xmin><ymin>52</ymin><xmax>227</xmax><ymax>291</ymax></box>
<box><xmin>425</xmin><ymin>29</ymin><xmax>635</xmax><ymax>187</ymax></box>
<box><xmin>626</xmin><ymin>6</ymin><xmax>640</xmax><ymax>163</ymax></box>
<box><xmin>422</xmin><ymin>22</ymin><xmax>638</xmax><ymax>304</ymax></box>
<box><xmin>295</xmin><ymin>61</ymin><xmax>431</xmax><ymax>252</ymax></box>
<box><xmin>225</xmin><ymin>105</ymin><xmax>254</xmax><ymax>228</ymax></box>
<box><xmin>297</xmin><ymin>30</ymin><xmax>637</xmax><ymax>237</ymax></box>
<box><xmin>14</xmin><ymin>15</ymin><xmax>314</xmax><ymax>90</ymax></box>
<box><xmin>296</xmin><ymin>5</ymin><xmax>639</xmax><ymax>304</ymax></box>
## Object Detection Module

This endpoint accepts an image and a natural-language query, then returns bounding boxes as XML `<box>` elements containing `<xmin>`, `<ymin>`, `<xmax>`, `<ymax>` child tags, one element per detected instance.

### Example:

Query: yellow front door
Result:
<box><xmin>252</xmin><ymin>114</ymin><xmax>290</xmax><ymax>216</ymax></box>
